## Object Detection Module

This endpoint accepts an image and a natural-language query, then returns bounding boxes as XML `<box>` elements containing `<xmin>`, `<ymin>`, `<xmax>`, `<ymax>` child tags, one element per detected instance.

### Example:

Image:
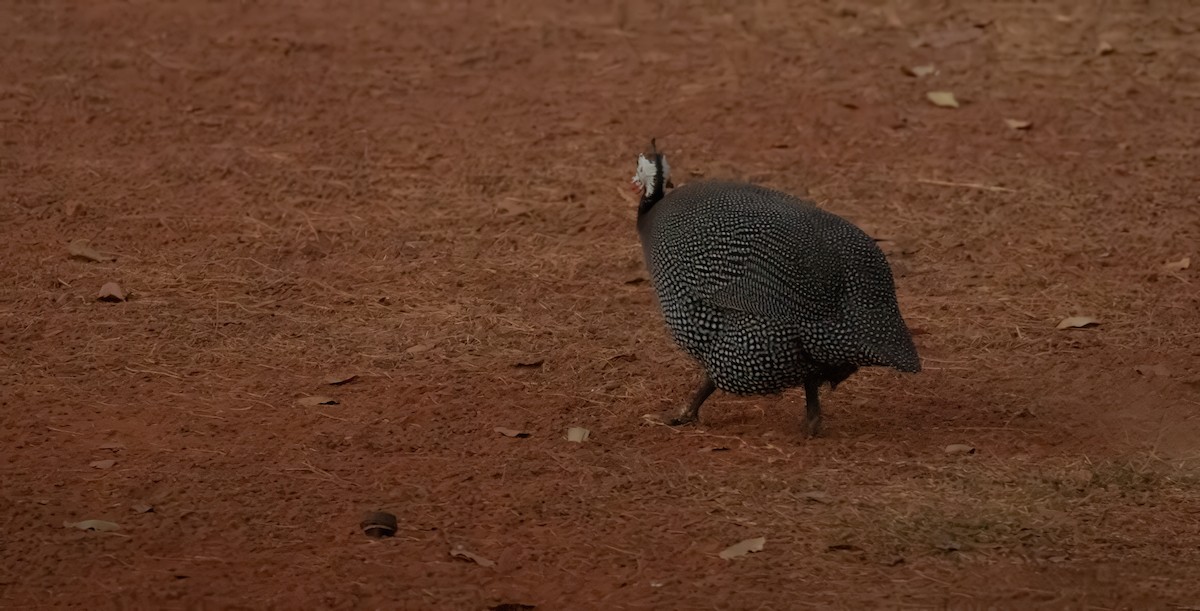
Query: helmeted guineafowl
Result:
<box><xmin>632</xmin><ymin>143</ymin><xmax>920</xmax><ymax>436</ymax></box>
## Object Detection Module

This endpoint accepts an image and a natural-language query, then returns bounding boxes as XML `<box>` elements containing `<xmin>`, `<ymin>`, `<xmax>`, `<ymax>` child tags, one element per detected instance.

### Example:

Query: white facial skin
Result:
<box><xmin>632</xmin><ymin>153</ymin><xmax>670</xmax><ymax>196</ymax></box>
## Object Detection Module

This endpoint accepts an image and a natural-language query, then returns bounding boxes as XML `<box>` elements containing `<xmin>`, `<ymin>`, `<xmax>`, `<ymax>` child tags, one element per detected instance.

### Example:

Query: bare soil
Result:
<box><xmin>3</xmin><ymin>1</ymin><xmax>1200</xmax><ymax>609</ymax></box>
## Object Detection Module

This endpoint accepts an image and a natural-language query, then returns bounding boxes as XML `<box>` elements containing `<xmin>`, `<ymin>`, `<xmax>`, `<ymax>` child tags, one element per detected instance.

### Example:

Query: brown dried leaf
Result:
<box><xmin>68</xmin><ymin>239</ymin><xmax>114</xmax><ymax>263</ymax></box>
<box><xmin>296</xmin><ymin>395</ymin><xmax>339</xmax><ymax>406</ymax></box>
<box><xmin>90</xmin><ymin>459</ymin><xmax>116</xmax><ymax>469</ymax></box>
<box><xmin>131</xmin><ymin>504</ymin><xmax>154</xmax><ymax>514</ymax></box>
<box><xmin>926</xmin><ymin>91</ymin><xmax>959</xmax><ymax>108</ymax></box>
<box><xmin>1097</xmin><ymin>40</ymin><xmax>1114</xmax><ymax>55</ymax></box>
<box><xmin>405</xmin><ymin>344</ymin><xmax>432</xmax><ymax>354</ymax></box>
<box><xmin>902</xmin><ymin>64</ymin><xmax>937</xmax><ymax>77</ymax></box>
<box><xmin>450</xmin><ymin>546</ymin><xmax>496</xmax><ymax>567</ymax></box>
<box><xmin>513</xmin><ymin>358</ymin><xmax>544</xmax><ymax>368</ymax></box>
<box><xmin>1056</xmin><ymin>316</ymin><xmax>1100</xmax><ymax>330</ymax></box>
<box><xmin>97</xmin><ymin>282</ymin><xmax>127</xmax><ymax>302</ymax></box>
<box><xmin>325</xmin><ymin>373</ymin><xmax>359</xmax><ymax>386</ymax></box>
<box><xmin>1004</xmin><ymin>118</ymin><xmax>1033</xmax><ymax>130</ymax></box>
<box><xmin>65</xmin><ymin>519</ymin><xmax>121</xmax><ymax>532</ymax></box>
<box><xmin>97</xmin><ymin>442</ymin><xmax>126</xmax><ymax>452</ymax></box>
<box><xmin>566</xmin><ymin>427</ymin><xmax>590</xmax><ymax>443</ymax></box>
<box><xmin>1163</xmin><ymin>256</ymin><xmax>1190</xmax><ymax>272</ymax></box>
<box><xmin>719</xmin><ymin>537</ymin><xmax>765</xmax><ymax>560</ymax></box>
<box><xmin>945</xmin><ymin>444</ymin><xmax>976</xmax><ymax>455</ymax></box>
<box><xmin>494</xmin><ymin>427</ymin><xmax>531</xmax><ymax>438</ymax></box>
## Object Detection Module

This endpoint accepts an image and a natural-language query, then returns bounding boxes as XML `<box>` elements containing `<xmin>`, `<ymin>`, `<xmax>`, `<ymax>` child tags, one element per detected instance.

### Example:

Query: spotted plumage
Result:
<box><xmin>632</xmin><ymin>145</ymin><xmax>920</xmax><ymax>436</ymax></box>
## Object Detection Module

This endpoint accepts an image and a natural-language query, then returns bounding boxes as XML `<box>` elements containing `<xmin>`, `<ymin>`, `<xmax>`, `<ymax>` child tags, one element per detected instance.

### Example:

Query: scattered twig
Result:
<box><xmin>915</xmin><ymin>178</ymin><xmax>1016</xmax><ymax>193</ymax></box>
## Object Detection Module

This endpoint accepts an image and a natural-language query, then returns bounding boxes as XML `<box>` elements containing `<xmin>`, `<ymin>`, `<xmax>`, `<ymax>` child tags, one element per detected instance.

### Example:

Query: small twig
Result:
<box><xmin>47</xmin><ymin>426</ymin><xmax>83</xmax><ymax>436</ymax></box>
<box><xmin>915</xmin><ymin>178</ymin><xmax>1016</xmax><ymax>193</ymax></box>
<box><xmin>125</xmin><ymin>366</ymin><xmax>182</xmax><ymax>379</ymax></box>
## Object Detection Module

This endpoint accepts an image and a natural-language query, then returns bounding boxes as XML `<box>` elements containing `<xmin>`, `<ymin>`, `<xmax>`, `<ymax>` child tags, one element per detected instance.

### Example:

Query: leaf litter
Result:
<box><xmin>1056</xmin><ymin>316</ymin><xmax>1100</xmax><ymax>330</ymax></box>
<box><xmin>97</xmin><ymin>282</ymin><xmax>127</xmax><ymax>302</ymax></box>
<box><xmin>719</xmin><ymin>537</ymin><xmax>766</xmax><ymax>560</ymax></box>
<box><xmin>902</xmin><ymin>64</ymin><xmax>936</xmax><ymax>77</ymax></box>
<box><xmin>450</xmin><ymin>545</ymin><xmax>495</xmax><ymax>567</ymax></box>
<box><xmin>296</xmin><ymin>396</ymin><xmax>339</xmax><ymax>406</ymax></box>
<box><xmin>1163</xmin><ymin>256</ymin><xmax>1190</xmax><ymax>272</ymax></box>
<box><xmin>494</xmin><ymin>427</ymin><xmax>531</xmax><ymax>438</ymax></box>
<box><xmin>926</xmin><ymin>91</ymin><xmax>959</xmax><ymax>108</ymax></box>
<box><xmin>68</xmin><ymin>239</ymin><xmax>114</xmax><ymax>263</ymax></box>
<box><xmin>325</xmin><ymin>373</ymin><xmax>359</xmax><ymax>386</ymax></box>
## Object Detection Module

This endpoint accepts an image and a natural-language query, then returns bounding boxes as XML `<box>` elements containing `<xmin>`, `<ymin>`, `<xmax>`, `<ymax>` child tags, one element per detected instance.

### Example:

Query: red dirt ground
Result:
<box><xmin>3</xmin><ymin>1</ymin><xmax>1200</xmax><ymax>609</ymax></box>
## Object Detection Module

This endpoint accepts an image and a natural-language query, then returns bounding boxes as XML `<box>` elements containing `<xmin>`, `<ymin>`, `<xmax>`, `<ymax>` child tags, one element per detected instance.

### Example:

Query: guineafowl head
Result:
<box><xmin>632</xmin><ymin>140</ymin><xmax>673</xmax><ymax>217</ymax></box>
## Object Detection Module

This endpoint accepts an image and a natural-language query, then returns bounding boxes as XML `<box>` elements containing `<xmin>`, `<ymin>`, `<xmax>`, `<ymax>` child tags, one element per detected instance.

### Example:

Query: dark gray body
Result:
<box><xmin>638</xmin><ymin>180</ymin><xmax>920</xmax><ymax>397</ymax></box>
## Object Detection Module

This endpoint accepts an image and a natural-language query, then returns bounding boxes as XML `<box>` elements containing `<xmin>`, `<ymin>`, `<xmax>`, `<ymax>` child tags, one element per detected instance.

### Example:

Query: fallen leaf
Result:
<box><xmin>494</xmin><ymin>427</ymin><xmax>531</xmax><ymax>438</ymax></box>
<box><xmin>945</xmin><ymin>444</ymin><xmax>976</xmax><ymax>455</ymax></box>
<box><xmin>926</xmin><ymin>91</ymin><xmax>959</xmax><ymax>108</ymax></box>
<box><xmin>513</xmin><ymin>358</ymin><xmax>544</xmax><ymax>368</ymax></box>
<box><xmin>624</xmin><ymin>275</ymin><xmax>648</xmax><ymax>285</ymax></box>
<box><xmin>325</xmin><ymin>373</ymin><xmax>358</xmax><ymax>386</ymax></box>
<box><xmin>97</xmin><ymin>282</ymin><xmax>127</xmax><ymax>302</ymax></box>
<box><xmin>1134</xmin><ymin>364</ymin><xmax>1170</xmax><ymax>378</ymax></box>
<box><xmin>902</xmin><ymin>64</ymin><xmax>937</xmax><ymax>77</ymax></box>
<box><xmin>296</xmin><ymin>395</ymin><xmax>339</xmax><ymax>406</ymax></box>
<box><xmin>566</xmin><ymin>427</ymin><xmax>590</xmax><ymax>443</ymax></box>
<box><xmin>1097</xmin><ymin>40</ymin><xmax>1114</xmax><ymax>55</ymax></box>
<box><xmin>405</xmin><ymin>344</ymin><xmax>432</xmax><ymax>354</ymax></box>
<box><xmin>1056</xmin><ymin>316</ymin><xmax>1100</xmax><ymax>330</ymax></box>
<box><xmin>1163</xmin><ymin>256</ymin><xmax>1190</xmax><ymax>272</ymax></box>
<box><xmin>800</xmin><ymin>491</ymin><xmax>831</xmax><ymax>503</ymax></box>
<box><xmin>97</xmin><ymin>442</ymin><xmax>126</xmax><ymax>452</ymax></box>
<box><xmin>90</xmin><ymin>459</ymin><xmax>116</xmax><ymax>469</ymax></box>
<box><xmin>450</xmin><ymin>546</ymin><xmax>496</xmax><ymax>567</ymax></box>
<box><xmin>68</xmin><ymin>239</ymin><xmax>113</xmax><ymax>263</ymax></box>
<box><xmin>1004</xmin><ymin>118</ymin><xmax>1033</xmax><ymax>130</ymax></box>
<box><xmin>719</xmin><ymin>537</ymin><xmax>765</xmax><ymax>560</ymax></box>
<box><xmin>65</xmin><ymin>519</ymin><xmax>120</xmax><ymax>532</ymax></box>
<box><xmin>131</xmin><ymin>504</ymin><xmax>154</xmax><ymax>514</ymax></box>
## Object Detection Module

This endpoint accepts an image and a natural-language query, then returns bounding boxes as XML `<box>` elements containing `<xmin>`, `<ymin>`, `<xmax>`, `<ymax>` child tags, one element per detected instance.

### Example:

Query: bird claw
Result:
<box><xmin>665</xmin><ymin>411</ymin><xmax>698</xmax><ymax>427</ymax></box>
<box><xmin>802</xmin><ymin>415</ymin><xmax>823</xmax><ymax>438</ymax></box>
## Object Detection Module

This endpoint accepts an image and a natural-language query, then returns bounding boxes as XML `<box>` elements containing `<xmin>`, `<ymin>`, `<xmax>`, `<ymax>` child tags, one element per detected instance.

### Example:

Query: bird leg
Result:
<box><xmin>668</xmin><ymin>376</ymin><xmax>716</xmax><ymax>426</ymax></box>
<box><xmin>802</xmin><ymin>379</ymin><xmax>823</xmax><ymax>438</ymax></box>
